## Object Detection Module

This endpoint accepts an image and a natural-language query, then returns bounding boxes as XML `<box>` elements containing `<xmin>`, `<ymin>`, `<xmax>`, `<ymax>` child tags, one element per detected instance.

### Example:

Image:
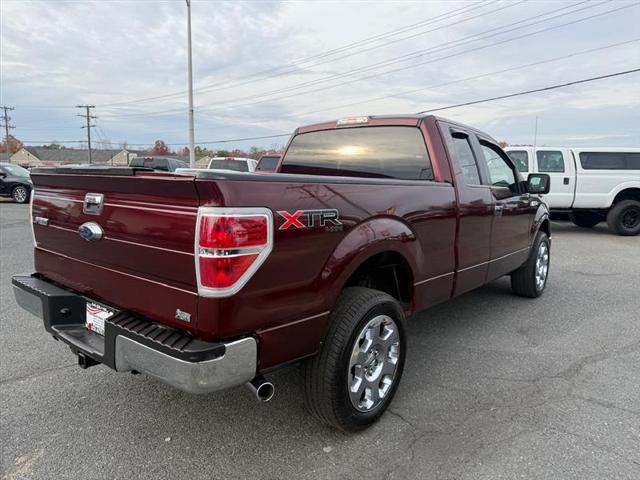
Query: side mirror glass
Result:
<box><xmin>527</xmin><ymin>173</ymin><xmax>550</xmax><ymax>194</ymax></box>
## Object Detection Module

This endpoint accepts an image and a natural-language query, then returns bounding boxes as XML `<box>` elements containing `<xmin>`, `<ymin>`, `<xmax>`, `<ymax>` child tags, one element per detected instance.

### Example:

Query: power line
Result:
<box><xmin>95</xmin><ymin>0</ymin><xmax>494</xmax><ymax>108</ymax></box>
<box><xmin>1</xmin><ymin>106</ymin><xmax>16</xmax><ymax>145</ymax></box>
<box><xmin>190</xmin><ymin>0</ymin><xmax>526</xmax><ymax>106</ymax></box>
<box><xmin>20</xmin><ymin>68</ymin><xmax>640</xmax><ymax>146</ymax></box>
<box><xmin>193</xmin><ymin>0</ymin><xmax>616</xmax><ymax>112</ymax></box>
<box><xmin>247</xmin><ymin>37</ymin><xmax>640</xmax><ymax>122</ymax></box>
<box><xmin>106</xmin><ymin>0</ymin><xmax>620</xmax><ymax>119</ymax></box>
<box><xmin>415</xmin><ymin>68</ymin><xmax>640</xmax><ymax>114</ymax></box>
<box><xmin>76</xmin><ymin>105</ymin><xmax>97</xmax><ymax>163</ymax></box>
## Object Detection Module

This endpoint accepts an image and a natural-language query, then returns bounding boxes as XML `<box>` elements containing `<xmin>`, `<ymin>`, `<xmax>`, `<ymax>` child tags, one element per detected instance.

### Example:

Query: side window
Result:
<box><xmin>537</xmin><ymin>150</ymin><xmax>565</xmax><ymax>172</ymax></box>
<box><xmin>450</xmin><ymin>132</ymin><xmax>481</xmax><ymax>185</ymax></box>
<box><xmin>480</xmin><ymin>142</ymin><xmax>517</xmax><ymax>190</ymax></box>
<box><xmin>579</xmin><ymin>152</ymin><xmax>640</xmax><ymax>170</ymax></box>
<box><xmin>507</xmin><ymin>150</ymin><xmax>529</xmax><ymax>172</ymax></box>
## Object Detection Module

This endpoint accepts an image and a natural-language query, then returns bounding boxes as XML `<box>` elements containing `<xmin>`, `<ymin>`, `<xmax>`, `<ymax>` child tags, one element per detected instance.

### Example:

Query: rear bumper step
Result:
<box><xmin>12</xmin><ymin>274</ymin><xmax>257</xmax><ymax>394</ymax></box>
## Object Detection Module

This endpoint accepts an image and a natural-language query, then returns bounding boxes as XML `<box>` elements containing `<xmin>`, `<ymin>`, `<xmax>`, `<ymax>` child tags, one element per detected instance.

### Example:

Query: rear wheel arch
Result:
<box><xmin>321</xmin><ymin>217</ymin><xmax>421</xmax><ymax>310</ymax></box>
<box><xmin>612</xmin><ymin>187</ymin><xmax>640</xmax><ymax>205</ymax></box>
<box><xmin>343</xmin><ymin>250</ymin><xmax>414</xmax><ymax>309</ymax></box>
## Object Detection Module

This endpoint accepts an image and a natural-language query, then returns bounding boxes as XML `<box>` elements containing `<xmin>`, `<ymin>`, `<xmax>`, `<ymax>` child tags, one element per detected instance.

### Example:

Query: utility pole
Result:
<box><xmin>1</xmin><ymin>106</ymin><xmax>15</xmax><ymax>161</ymax></box>
<box><xmin>186</xmin><ymin>0</ymin><xmax>195</xmax><ymax>168</ymax></box>
<box><xmin>76</xmin><ymin>105</ymin><xmax>97</xmax><ymax>164</ymax></box>
<box><xmin>533</xmin><ymin>115</ymin><xmax>539</xmax><ymax>151</ymax></box>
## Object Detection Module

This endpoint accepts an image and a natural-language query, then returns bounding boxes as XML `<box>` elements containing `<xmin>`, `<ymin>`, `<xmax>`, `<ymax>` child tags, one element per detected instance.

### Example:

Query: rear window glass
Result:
<box><xmin>536</xmin><ymin>151</ymin><xmax>565</xmax><ymax>172</ymax></box>
<box><xmin>281</xmin><ymin>126</ymin><xmax>433</xmax><ymax>180</ymax></box>
<box><xmin>507</xmin><ymin>150</ymin><xmax>529</xmax><ymax>172</ymax></box>
<box><xmin>256</xmin><ymin>156</ymin><xmax>280</xmax><ymax>171</ymax></box>
<box><xmin>579</xmin><ymin>152</ymin><xmax>640</xmax><ymax>170</ymax></box>
<box><xmin>208</xmin><ymin>159</ymin><xmax>249</xmax><ymax>172</ymax></box>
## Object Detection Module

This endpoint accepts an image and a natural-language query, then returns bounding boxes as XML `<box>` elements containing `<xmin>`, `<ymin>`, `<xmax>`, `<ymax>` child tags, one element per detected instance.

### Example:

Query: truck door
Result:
<box><xmin>535</xmin><ymin>148</ymin><xmax>575</xmax><ymax>208</ymax></box>
<box><xmin>439</xmin><ymin>124</ymin><xmax>493</xmax><ymax>296</ymax></box>
<box><xmin>474</xmin><ymin>138</ymin><xmax>534</xmax><ymax>281</ymax></box>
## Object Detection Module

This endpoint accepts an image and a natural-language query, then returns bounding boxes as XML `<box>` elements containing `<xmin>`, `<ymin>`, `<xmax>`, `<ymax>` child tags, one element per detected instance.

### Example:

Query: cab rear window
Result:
<box><xmin>208</xmin><ymin>160</ymin><xmax>249</xmax><ymax>172</ymax></box>
<box><xmin>281</xmin><ymin>126</ymin><xmax>433</xmax><ymax>180</ymax></box>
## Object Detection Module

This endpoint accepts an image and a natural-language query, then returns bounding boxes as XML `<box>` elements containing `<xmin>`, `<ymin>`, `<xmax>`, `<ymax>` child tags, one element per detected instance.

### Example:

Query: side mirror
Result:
<box><xmin>527</xmin><ymin>173</ymin><xmax>550</xmax><ymax>194</ymax></box>
<box><xmin>0</xmin><ymin>172</ymin><xmax>6</xmax><ymax>178</ymax></box>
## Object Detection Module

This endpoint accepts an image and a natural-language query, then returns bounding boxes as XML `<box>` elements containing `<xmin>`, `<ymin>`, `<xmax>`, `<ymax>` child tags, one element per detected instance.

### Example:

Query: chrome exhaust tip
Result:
<box><xmin>246</xmin><ymin>375</ymin><xmax>275</xmax><ymax>402</ymax></box>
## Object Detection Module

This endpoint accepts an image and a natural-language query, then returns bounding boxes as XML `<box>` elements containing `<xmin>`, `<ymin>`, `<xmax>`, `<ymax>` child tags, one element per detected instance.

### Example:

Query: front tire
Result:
<box><xmin>569</xmin><ymin>211</ymin><xmax>601</xmax><ymax>228</ymax></box>
<box><xmin>302</xmin><ymin>287</ymin><xmax>406</xmax><ymax>431</ymax></box>
<box><xmin>511</xmin><ymin>231</ymin><xmax>550</xmax><ymax>298</ymax></box>
<box><xmin>12</xmin><ymin>185</ymin><xmax>30</xmax><ymax>204</ymax></box>
<box><xmin>607</xmin><ymin>200</ymin><xmax>640</xmax><ymax>236</ymax></box>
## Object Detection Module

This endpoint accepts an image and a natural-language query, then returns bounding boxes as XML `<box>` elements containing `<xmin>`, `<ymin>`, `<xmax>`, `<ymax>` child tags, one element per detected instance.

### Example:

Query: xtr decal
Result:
<box><xmin>277</xmin><ymin>209</ymin><xmax>342</xmax><ymax>231</ymax></box>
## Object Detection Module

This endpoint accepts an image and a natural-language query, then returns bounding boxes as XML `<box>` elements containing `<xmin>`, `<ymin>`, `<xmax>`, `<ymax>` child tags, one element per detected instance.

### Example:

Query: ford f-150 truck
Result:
<box><xmin>12</xmin><ymin>115</ymin><xmax>551</xmax><ymax>431</ymax></box>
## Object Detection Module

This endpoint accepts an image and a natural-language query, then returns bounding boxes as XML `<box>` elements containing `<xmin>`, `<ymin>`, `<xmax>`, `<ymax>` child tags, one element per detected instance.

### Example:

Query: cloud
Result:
<box><xmin>1</xmin><ymin>0</ymin><xmax>639</xmax><ymax>149</ymax></box>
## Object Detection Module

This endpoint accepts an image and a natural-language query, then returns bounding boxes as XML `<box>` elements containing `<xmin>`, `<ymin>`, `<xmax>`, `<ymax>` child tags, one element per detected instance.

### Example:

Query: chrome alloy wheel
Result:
<box><xmin>13</xmin><ymin>186</ymin><xmax>28</xmax><ymax>203</ymax></box>
<box><xmin>535</xmin><ymin>241</ymin><xmax>549</xmax><ymax>290</ymax></box>
<box><xmin>348</xmin><ymin>315</ymin><xmax>401</xmax><ymax>412</ymax></box>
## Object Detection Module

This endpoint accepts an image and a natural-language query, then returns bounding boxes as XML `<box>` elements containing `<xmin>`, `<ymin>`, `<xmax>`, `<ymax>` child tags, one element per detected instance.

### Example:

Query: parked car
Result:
<box><xmin>129</xmin><ymin>156</ymin><xmax>188</xmax><ymax>172</ymax></box>
<box><xmin>0</xmin><ymin>162</ymin><xmax>32</xmax><ymax>203</ymax></box>
<box><xmin>505</xmin><ymin>147</ymin><xmax>640</xmax><ymax>235</ymax></box>
<box><xmin>256</xmin><ymin>154</ymin><xmax>281</xmax><ymax>172</ymax></box>
<box><xmin>13</xmin><ymin>115</ymin><xmax>551</xmax><ymax>431</ymax></box>
<box><xmin>207</xmin><ymin>156</ymin><xmax>258</xmax><ymax>172</ymax></box>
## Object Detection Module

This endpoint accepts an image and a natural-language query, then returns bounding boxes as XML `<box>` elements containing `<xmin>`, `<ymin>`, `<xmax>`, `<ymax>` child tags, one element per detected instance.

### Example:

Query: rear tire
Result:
<box><xmin>12</xmin><ymin>185</ymin><xmax>30</xmax><ymax>204</ymax></box>
<box><xmin>511</xmin><ymin>231</ymin><xmax>550</xmax><ymax>298</ymax></box>
<box><xmin>569</xmin><ymin>211</ymin><xmax>601</xmax><ymax>228</ymax></box>
<box><xmin>302</xmin><ymin>287</ymin><xmax>406</xmax><ymax>431</ymax></box>
<box><xmin>607</xmin><ymin>200</ymin><xmax>640</xmax><ymax>236</ymax></box>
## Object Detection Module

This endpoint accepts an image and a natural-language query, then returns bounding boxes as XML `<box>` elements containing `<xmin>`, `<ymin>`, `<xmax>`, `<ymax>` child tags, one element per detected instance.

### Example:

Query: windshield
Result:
<box><xmin>208</xmin><ymin>159</ymin><xmax>249</xmax><ymax>172</ymax></box>
<box><xmin>2</xmin><ymin>164</ymin><xmax>30</xmax><ymax>177</ymax></box>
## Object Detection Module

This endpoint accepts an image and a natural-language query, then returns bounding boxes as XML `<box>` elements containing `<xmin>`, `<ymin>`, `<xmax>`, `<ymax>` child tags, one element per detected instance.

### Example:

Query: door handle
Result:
<box><xmin>563</xmin><ymin>177</ymin><xmax>569</xmax><ymax>185</ymax></box>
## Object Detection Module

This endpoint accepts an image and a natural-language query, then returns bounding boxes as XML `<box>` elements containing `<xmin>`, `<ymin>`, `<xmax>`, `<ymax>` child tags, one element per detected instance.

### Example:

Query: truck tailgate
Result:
<box><xmin>30</xmin><ymin>170</ymin><xmax>203</xmax><ymax>333</ymax></box>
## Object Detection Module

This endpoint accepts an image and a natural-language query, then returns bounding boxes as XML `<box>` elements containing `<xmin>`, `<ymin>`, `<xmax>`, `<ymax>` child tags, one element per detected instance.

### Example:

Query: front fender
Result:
<box><xmin>531</xmin><ymin>201</ymin><xmax>550</xmax><ymax>242</ymax></box>
<box><xmin>318</xmin><ymin>216</ymin><xmax>421</xmax><ymax>308</ymax></box>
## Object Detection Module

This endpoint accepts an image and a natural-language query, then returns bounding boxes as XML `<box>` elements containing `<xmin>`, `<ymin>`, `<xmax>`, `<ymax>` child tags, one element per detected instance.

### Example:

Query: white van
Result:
<box><xmin>505</xmin><ymin>147</ymin><xmax>640</xmax><ymax>236</ymax></box>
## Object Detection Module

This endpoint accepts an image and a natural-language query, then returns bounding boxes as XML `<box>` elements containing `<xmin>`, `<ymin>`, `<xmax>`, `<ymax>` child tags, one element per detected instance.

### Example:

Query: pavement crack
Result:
<box><xmin>570</xmin><ymin>393</ymin><xmax>640</xmax><ymax>416</ymax></box>
<box><xmin>556</xmin><ymin>341</ymin><xmax>640</xmax><ymax>381</ymax></box>
<box><xmin>0</xmin><ymin>363</ymin><xmax>77</xmax><ymax>387</ymax></box>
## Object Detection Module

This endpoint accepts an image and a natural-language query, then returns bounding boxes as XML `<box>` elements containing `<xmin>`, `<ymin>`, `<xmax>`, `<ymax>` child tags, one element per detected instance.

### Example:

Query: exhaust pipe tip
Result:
<box><xmin>246</xmin><ymin>375</ymin><xmax>275</xmax><ymax>402</ymax></box>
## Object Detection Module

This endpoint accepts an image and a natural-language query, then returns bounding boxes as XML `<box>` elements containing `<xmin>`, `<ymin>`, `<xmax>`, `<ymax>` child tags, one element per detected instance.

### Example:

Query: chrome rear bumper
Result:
<box><xmin>12</xmin><ymin>273</ymin><xmax>257</xmax><ymax>394</ymax></box>
<box><xmin>114</xmin><ymin>335</ymin><xmax>256</xmax><ymax>394</ymax></box>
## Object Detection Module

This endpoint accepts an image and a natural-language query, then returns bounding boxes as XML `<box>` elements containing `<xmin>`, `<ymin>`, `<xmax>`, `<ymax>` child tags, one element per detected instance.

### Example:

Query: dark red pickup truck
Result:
<box><xmin>13</xmin><ymin>115</ymin><xmax>551</xmax><ymax>431</ymax></box>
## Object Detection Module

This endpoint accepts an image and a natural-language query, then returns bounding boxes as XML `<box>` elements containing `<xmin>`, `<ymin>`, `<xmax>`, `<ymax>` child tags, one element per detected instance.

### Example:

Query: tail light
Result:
<box><xmin>195</xmin><ymin>207</ymin><xmax>273</xmax><ymax>297</ymax></box>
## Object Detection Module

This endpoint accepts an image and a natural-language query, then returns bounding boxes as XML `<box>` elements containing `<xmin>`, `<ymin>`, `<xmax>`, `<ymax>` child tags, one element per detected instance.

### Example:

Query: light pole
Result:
<box><xmin>186</xmin><ymin>0</ymin><xmax>195</xmax><ymax>168</ymax></box>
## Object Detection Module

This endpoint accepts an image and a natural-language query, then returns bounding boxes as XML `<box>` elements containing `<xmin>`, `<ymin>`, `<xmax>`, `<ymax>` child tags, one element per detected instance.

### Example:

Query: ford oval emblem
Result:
<box><xmin>78</xmin><ymin>222</ymin><xmax>104</xmax><ymax>241</ymax></box>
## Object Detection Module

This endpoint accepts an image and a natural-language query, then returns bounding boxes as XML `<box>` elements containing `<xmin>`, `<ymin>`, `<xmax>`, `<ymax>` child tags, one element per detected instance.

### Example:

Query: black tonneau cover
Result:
<box><xmin>31</xmin><ymin>165</ymin><xmax>153</xmax><ymax>176</ymax></box>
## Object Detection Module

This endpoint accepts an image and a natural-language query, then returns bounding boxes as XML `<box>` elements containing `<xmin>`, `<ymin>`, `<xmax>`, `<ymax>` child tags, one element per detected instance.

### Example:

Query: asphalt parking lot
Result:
<box><xmin>1</xmin><ymin>201</ymin><xmax>639</xmax><ymax>480</ymax></box>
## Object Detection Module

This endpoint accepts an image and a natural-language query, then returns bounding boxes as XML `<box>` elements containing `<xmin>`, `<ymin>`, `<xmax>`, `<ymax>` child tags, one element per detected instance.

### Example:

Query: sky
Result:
<box><xmin>1</xmin><ymin>0</ymin><xmax>639</xmax><ymax>151</ymax></box>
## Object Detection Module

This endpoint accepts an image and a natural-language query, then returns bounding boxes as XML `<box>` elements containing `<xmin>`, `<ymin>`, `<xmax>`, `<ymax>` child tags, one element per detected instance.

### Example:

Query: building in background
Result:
<box><xmin>10</xmin><ymin>147</ymin><xmax>144</xmax><ymax>166</ymax></box>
